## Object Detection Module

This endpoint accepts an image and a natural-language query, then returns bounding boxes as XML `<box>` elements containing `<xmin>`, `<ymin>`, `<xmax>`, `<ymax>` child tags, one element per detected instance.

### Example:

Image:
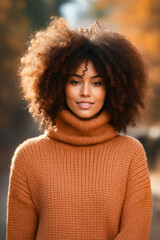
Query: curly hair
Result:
<box><xmin>19</xmin><ymin>17</ymin><xmax>148</xmax><ymax>133</ymax></box>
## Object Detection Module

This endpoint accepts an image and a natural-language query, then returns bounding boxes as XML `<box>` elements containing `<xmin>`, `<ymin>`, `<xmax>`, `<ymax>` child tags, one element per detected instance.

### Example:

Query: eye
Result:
<box><xmin>92</xmin><ymin>81</ymin><xmax>103</xmax><ymax>86</ymax></box>
<box><xmin>70</xmin><ymin>80</ymin><xmax>80</xmax><ymax>85</ymax></box>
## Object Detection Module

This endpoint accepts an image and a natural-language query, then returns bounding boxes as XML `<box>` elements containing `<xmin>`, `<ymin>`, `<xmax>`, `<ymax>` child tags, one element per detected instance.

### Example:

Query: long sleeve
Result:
<box><xmin>115</xmin><ymin>142</ymin><xmax>152</xmax><ymax>240</ymax></box>
<box><xmin>7</xmin><ymin>145</ymin><xmax>38</xmax><ymax>240</ymax></box>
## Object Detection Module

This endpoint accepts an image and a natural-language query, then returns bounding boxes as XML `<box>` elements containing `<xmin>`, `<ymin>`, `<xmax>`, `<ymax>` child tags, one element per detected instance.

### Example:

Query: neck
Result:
<box><xmin>46</xmin><ymin>109</ymin><xmax>118</xmax><ymax>146</ymax></box>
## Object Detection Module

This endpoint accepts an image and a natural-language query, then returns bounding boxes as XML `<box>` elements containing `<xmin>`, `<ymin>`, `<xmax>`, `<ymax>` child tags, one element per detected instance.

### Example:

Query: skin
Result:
<box><xmin>65</xmin><ymin>61</ymin><xmax>107</xmax><ymax>120</ymax></box>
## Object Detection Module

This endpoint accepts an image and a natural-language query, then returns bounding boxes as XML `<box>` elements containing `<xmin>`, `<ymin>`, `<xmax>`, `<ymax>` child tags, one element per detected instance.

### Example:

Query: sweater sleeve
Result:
<box><xmin>115</xmin><ymin>141</ymin><xmax>152</xmax><ymax>240</ymax></box>
<box><xmin>7</xmin><ymin>144</ymin><xmax>38</xmax><ymax>240</ymax></box>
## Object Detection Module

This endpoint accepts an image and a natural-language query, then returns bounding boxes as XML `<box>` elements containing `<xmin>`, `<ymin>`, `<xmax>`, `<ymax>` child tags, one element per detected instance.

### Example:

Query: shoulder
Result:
<box><xmin>11</xmin><ymin>134</ymin><xmax>52</xmax><ymax>171</ymax></box>
<box><xmin>16</xmin><ymin>134</ymin><xmax>45</xmax><ymax>151</ymax></box>
<box><xmin>116</xmin><ymin>134</ymin><xmax>144</xmax><ymax>149</ymax></box>
<box><xmin>114</xmin><ymin>136</ymin><xmax>150</xmax><ymax>186</ymax></box>
<box><xmin>12</xmin><ymin>134</ymin><xmax>52</xmax><ymax>162</ymax></box>
<box><xmin>113</xmin><ymin>134</ymin><xmax>146</xmax><ymax>161</ymax></box>
<box><xmin>118</xmin><ymin>135</ymin><xmax>148</xmax><ymax>169</ymax></box>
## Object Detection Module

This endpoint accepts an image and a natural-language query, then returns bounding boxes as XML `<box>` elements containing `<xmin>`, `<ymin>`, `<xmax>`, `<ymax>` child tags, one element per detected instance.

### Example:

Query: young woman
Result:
<box><xmin>7</xmin><ymin>17</ymin><xmax>152</xmax><ymax>239</ymax></box>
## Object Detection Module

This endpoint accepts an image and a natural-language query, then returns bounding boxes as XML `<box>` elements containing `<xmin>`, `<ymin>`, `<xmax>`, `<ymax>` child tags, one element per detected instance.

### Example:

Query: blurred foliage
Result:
<box><xmin>0</xmin><ymin>0</ymin><xmax>71</xmax><ymax>169</ymax></box>
<box><xmin>25</xmin><ymin>0</ymin><xmax>68</xmax><ymax>30</ymax></box>
<box><xmin>0</xmin><ymin>0</ymin><xmax>71</xmax><ymax>132</ymax></box>
<box><xmin>0</xmin><ymin>0</ymin><xmax>29</xmax><ymax>132</ymax></box>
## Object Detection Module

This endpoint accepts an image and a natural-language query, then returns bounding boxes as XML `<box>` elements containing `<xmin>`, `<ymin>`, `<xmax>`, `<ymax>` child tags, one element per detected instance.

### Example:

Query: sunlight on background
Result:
<box><xmin>60</xmin><ymin>0</ymin><xmax>90</xmax><ymax>26</ymax></box>
<box><xmin>60</xmin><ymin>0</ymin><xmax>97</xmax><ymax>26</ymax></box>
<box><xmin>0</xmin><ymin>0</ymin><xmax>160</xmax><ymax>239</ymax></box>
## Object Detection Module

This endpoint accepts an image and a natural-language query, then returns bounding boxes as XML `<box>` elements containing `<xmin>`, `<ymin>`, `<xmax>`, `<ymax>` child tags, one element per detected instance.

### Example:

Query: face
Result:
<box><xmin>65</xmin><ymin>61</ymin><xmax>107</xmax><ymax>120</ymax></box>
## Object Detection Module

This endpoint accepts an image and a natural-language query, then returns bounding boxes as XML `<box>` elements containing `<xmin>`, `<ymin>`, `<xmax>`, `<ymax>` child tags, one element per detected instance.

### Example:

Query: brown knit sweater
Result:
<box><xmin>7</xmin><ymin>109</ymin><xmax>152</xmax><ymax>240</ymax></box>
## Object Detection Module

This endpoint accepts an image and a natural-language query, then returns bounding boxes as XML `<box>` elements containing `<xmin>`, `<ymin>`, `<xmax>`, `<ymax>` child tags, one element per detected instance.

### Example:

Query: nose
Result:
<box><xmin>80</xmin><ymin>83</ymin><xmax>91</xmax><ymax>97</ymax></box>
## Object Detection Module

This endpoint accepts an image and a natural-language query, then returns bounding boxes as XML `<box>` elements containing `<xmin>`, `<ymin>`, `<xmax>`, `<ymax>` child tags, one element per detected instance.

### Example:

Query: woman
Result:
<box><xmin>7</xmin><ymin>17</ymin><xmax>152</xmax><ymax>239</ymax></box>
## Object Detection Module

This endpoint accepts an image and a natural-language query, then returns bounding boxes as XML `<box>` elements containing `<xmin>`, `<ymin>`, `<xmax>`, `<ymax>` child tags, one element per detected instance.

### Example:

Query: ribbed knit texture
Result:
<box><xmin>7</xmin><ymin>109</ymin><xmax>152</xmax><ymax>240</ymax></box>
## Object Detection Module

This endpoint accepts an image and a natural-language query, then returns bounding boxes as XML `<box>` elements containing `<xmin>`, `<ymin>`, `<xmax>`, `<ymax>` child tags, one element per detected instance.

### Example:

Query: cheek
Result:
<box><xmin>96</xmin><ymin>88</ymin><xmax>107</xmax><ymax>103</ymax></box>
<box><xmin>65</xmin><ymin>85</ymin><xmax>77</xmax><ymax>101</ymax></box>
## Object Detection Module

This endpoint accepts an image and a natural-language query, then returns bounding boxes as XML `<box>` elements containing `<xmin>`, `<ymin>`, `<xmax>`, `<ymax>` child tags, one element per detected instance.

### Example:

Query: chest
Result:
<box><xmin>30</xmin><ymin>143</ymin><xmax>129</xmax><ymax>213</ymax></box>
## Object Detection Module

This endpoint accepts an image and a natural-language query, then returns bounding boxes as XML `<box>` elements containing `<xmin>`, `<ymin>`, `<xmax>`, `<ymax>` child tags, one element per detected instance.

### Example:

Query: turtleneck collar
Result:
<box><xmin>46</xmin><ymin>109</ymin><xmax>118</xmax><ymax>146</ymax></box>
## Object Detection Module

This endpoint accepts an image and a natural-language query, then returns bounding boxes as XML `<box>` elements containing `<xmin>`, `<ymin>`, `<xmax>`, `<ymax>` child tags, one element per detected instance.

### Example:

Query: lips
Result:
<box><xmin>76</xmin><ymin>101</ymin><xmax>94</xmax><ymax>110</ymax></box>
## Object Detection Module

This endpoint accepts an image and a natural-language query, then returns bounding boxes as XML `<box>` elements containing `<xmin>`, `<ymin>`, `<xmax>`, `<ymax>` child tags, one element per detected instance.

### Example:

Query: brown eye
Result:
<box><xmin>70</xmin><ymin>80</ymin><xmax>80</xmax><ymax>85</ymax></box>
<box><xmin>92</xmin><ymin>82</ymin><xmax>103</xmax><ymax>86</ymax></box>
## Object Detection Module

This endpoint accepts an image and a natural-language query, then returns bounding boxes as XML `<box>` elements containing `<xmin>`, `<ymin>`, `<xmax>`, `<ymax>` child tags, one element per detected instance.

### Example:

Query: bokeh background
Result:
<box><xmin>0</xmin><ymin>0</ymin><xmax>160</xmax><ymax>239</ymax></box>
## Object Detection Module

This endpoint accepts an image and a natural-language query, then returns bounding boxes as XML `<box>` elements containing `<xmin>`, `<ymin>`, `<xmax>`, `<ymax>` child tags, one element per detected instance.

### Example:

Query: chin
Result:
<box><xmin>77</xmin><ymin>113</ymin><xmax>98</xmax><ymax>120</ymax></box>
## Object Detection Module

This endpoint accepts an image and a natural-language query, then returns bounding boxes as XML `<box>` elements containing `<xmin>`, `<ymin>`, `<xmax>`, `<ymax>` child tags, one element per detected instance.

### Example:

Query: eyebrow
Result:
<box><xmin>70</xmin><ymin>74</ymin><xmax>101</xmax><ymax>79</ymax></box>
